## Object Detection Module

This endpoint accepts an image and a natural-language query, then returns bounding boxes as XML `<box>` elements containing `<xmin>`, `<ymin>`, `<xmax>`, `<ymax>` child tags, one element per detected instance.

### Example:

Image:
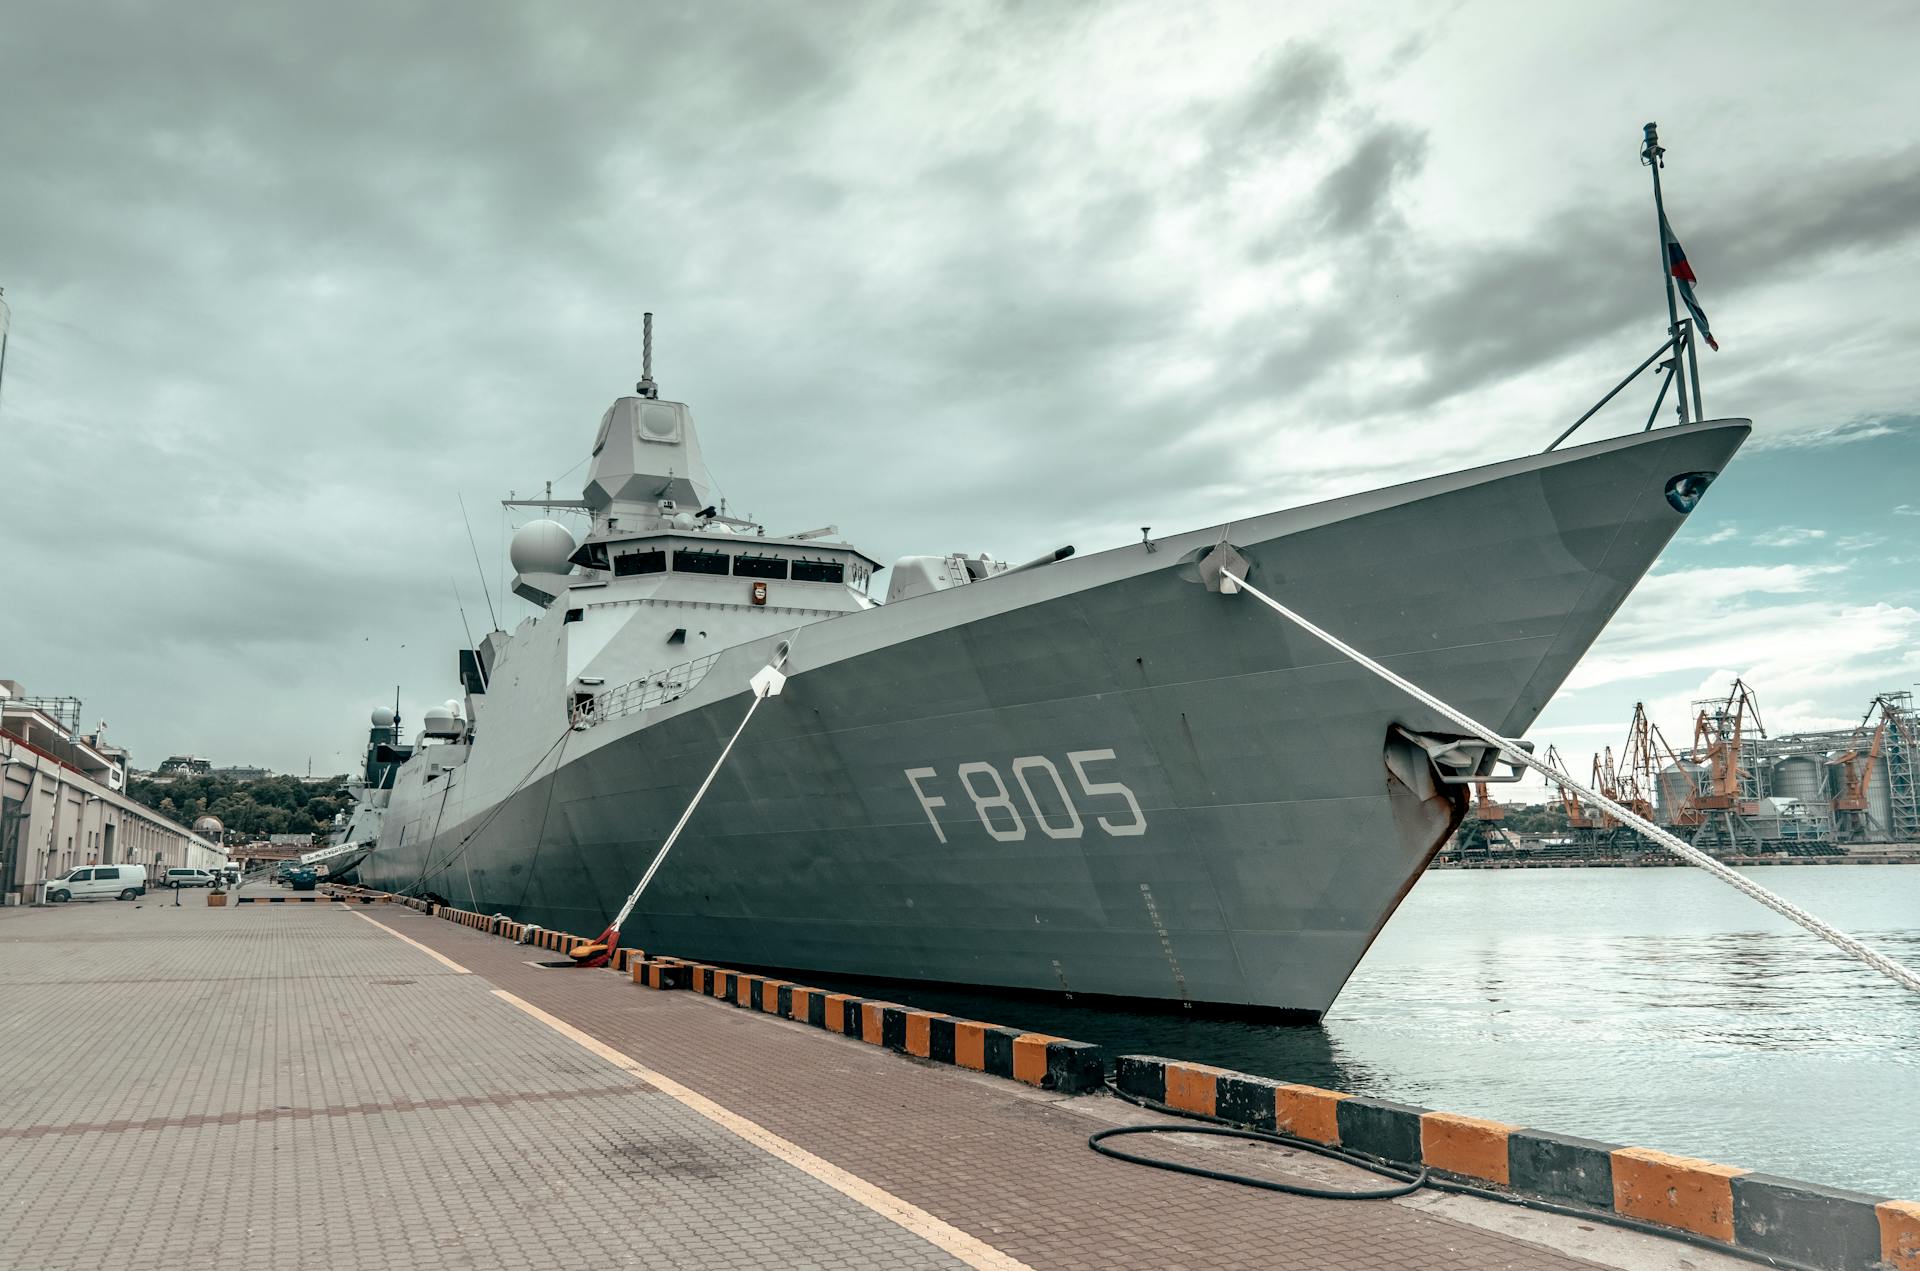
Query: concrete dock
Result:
<box><xmin>0</xmin><ymin>887</ymin><xmax>1762</xmax><ymax>1270</ymax></box>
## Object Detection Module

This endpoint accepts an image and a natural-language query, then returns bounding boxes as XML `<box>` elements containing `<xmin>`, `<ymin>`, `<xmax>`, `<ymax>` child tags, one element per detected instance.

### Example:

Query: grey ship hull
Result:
<box><xmin>360</xmin><ymin>421</ymin><xmax>1748</xmax><ymax>1017</ymax></box>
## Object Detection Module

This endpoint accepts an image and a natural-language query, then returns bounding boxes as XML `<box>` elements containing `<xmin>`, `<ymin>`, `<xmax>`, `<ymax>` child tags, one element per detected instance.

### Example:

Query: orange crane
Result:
<box><xmin>1543</xmin><ymin>745</ymin><xmax>1595</xmax><ymax>831</ymax></box>
<box><xmin>1829</xmin><ymin>694</ymin><xmax>1904</xmax><ymax>831</ymax></box>
<box><xmin>1621</xmin><ymin>701</ymin><xmax>1700</xmax><ymax>827</ymax></box>
<box><xmin>1691</xmin><ymin>677</ymin><xmax>1764</xmax><ymax>814</ymax></box>
<box><xmin>1457</xmin><ymin>780</ymin><xmax>1514</xmax><ymax>853</ymax></box>
<box><xmin>1590</xmin><ymin>746</ymin><xmax>1625</xmax><ymax>829</ymax></box>
<box><xmin>1471</xmin><ymin>781</ymin><xmax>1508</xmax><ymax>825</ymax></box>
<box><xmin>1831</xmin><ymin>721</ymin><xmax>1886</xmax><ymax>815</ymax></box>
<box><xmin>1614</xmin><ymin>702</ymin><xmax>1675</xmax><ymax>823</ymax></box>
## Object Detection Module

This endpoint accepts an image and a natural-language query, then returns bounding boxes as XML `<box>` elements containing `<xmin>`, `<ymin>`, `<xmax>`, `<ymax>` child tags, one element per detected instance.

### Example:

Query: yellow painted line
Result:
<box><xmin>352</xmin><ymin>910</ymin><xmax>472</xmax><ymax>974</ymax></box>
<box><xmin>491</xmin><ymin>988</ymin><xmax>1033</xmax><ymax>1271</ymax></box>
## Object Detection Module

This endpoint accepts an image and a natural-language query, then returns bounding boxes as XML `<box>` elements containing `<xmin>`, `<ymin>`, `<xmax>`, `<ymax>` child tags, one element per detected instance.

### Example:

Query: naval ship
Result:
<box><xmin>301</xmin><ymin>709</ymin><xmax>407</xmax><ymax>884</ymax></box>
<box><xmin>352</xmin><ymin>322</ymin><xmax>1747</xmax><ymax>1018</ymax></box>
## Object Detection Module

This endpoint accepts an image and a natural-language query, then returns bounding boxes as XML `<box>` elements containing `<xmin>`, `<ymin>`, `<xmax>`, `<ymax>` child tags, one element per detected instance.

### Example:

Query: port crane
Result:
<box><xmin>1543</xmin><ymin>745</ymin><xmax>1600</xmax><ymax>841</ymax></box>
<box><xmin>1827</xmin><ymin>692</ymin><xmax>1920</xmax><ymax>838</ymax></box>
<box><xmin>1625</xmin><ymin>702</ymin><xmax>1702</xmax><ymax>828</ymax></box>
<box><xmin>1616</xmin><ymin>702</ymin><xmax>1676</xmax><ymax>824</ymax></box>
<box><xmin>1829</xmin><ymin>707</ymin><xmax>1889</xmax><ymax>833</ymax></box>
<box><xmin>1691</xmin><ymin>678</ymin><xmax>1764</xmax><ymax>814</ymax></box>
<box><xmin>1589</xmin><ymin>747</ymin><xmax>1624</xmax><ymax>829</ymax></box>
<box><xmin>1456</xmin><ymin>780</ymin><xmax>1518</xmax><ymax>854</ymax></box>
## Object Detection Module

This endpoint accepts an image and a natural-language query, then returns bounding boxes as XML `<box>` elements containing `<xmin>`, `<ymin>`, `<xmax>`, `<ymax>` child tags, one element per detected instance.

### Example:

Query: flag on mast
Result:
<box><xmin>1660</xmin><ymin>214</ymin><xmax>1719</xmax><ymax>350</ymax></box>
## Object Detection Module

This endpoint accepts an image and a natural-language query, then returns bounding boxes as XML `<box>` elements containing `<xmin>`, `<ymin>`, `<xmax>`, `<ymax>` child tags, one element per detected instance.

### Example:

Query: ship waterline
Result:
<box><xmin>356</xmin><ymin>416</ymin><xmax>1749</xmax><ymax>1017</ymax></box>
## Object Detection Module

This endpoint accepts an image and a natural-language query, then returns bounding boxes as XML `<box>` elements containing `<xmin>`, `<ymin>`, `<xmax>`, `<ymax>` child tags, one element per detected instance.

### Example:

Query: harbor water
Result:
<box><xmin>816</xmin><ymin>863</ymin><xmax>1920</xmax><ymax>1197</ymax></box>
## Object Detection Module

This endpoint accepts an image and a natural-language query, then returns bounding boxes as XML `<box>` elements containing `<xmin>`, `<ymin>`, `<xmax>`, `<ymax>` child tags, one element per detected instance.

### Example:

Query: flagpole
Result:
<box><xmin>1685</xmin><ymin>319</ymin><xmax>1704</xmax><ymax>419</ymax></box>
<box><xmin>1641</xmin><ymin>122</ymin><xmax>1689</xmax><ymax>426</ymax></box>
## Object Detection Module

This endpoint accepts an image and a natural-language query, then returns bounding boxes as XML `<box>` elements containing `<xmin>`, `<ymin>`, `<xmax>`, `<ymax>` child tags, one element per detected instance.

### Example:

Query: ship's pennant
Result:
<box><xmin>1660</xmin><ymin>213</ymin><xmax>1719</xmax><ymax>351</ymax></box>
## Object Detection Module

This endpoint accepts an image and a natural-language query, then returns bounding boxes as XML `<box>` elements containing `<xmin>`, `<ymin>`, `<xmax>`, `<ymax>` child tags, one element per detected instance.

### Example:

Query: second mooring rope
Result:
<box><xmin>1223</xmin><ymin>568</ymin><xmax>1920</xmax><ymax>995</ymax></box>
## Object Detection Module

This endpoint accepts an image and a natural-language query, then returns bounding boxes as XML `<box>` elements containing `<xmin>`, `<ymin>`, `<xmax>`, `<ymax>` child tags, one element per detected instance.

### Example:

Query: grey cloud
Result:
<box><xmin>1381</xmin><ymin>149</ymin><xmax>1920</xmax><ymax>414</ymax></box>
<box><xmin>1314</xmin><ymin>124</ymin><xmax>1427</xmax><ymax>235</ymax></box>
<box><xmin>1387</xmin><ymin>205</ymin><xmax>1645</xmax><ymax>411</ymax></box>
<box><xmin>1708</xmin><ymin>147</ymin><xmax>1920</xmax><ymax>275</ymax></box>
<box><xmin>1208</xmin><ymin>43</ymin><xmax>1346</xmax><ymax>161</ymax></box>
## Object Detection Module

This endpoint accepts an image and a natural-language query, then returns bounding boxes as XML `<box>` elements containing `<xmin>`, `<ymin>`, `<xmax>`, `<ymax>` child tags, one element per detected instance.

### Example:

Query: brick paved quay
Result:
<box><xmin>0</xmin><ymin>889</ymin><xmax>1750</xmax><ymax>1271</ymax></box>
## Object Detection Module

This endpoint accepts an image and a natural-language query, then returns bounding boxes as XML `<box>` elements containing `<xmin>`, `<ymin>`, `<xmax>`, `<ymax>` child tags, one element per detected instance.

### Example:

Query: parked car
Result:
<box><xmin>44</xmin><ymin>864</ymin><xmax>149</xmax><ymax>903</ymax></box>
<box><xmin>164</xmin><ymin>868</ymin><xmax>220</xmax><ymax>889</ymax></box>
<box><xmin>283</xmin><ymin>866</ymin><xmax>319</xmax><ymax>892</ymax></box>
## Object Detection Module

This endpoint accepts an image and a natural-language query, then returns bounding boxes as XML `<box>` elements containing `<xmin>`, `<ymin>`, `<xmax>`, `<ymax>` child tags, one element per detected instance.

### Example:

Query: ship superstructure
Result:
<box><xmin>308</xmin><ymin>707</ymin><xmax>411</xmax><ymax>882</ymax></box>
<box><xmin>353</xmin><ymin>319</ymin><xmax>1748</xmax><ymax>1018</ymax></box>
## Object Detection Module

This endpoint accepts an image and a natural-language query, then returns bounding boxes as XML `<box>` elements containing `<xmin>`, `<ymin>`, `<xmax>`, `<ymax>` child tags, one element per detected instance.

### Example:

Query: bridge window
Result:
<box><xmin>733</xmin><ymin>555</ymin><xmax>788</xmax><ymax>580</ymax></box>
<box><xmin>791</xmin><ymin>559</ymin><xmax>844</xmax><ymax>584</ymax></box>
<box><xmin>613</xmin><ymin>549</ymin><xmax>665</xmax><ymax>577</ymax></box>
<box><xmin>673</xmin><ymin>550</ymin><xmax>730</xmax><ymax>576</ymax></box>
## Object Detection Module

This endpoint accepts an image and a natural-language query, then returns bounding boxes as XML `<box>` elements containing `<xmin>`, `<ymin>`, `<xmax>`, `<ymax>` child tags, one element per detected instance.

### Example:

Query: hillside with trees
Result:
<box><xmin>125</xmin><ymin>773</ymin><xmax>350</xmax><ymax>839</ymax></box>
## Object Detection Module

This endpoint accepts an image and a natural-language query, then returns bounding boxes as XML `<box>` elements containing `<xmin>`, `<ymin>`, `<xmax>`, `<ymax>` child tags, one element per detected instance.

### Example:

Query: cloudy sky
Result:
<box><xmin>2</xmin><ymin>0</ymin><xmax>1916</xmax><ymax>783</ymax></box>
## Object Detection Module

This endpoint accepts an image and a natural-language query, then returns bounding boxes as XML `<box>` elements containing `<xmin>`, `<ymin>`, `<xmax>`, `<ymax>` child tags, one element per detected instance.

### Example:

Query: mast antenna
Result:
<box><xmin>451</xmin><ymin>578</ymin><xmax>477</xmax><ymax>653</ymax></box>
<box><xmin>457</xmin><ymin>493</ymin><xmax>501</xmax><ymax>632</ymax></box>
<box><xmin>637</xmin><ymin>312</ymin><xmax>658</xmax><ymax>399</ymax></box>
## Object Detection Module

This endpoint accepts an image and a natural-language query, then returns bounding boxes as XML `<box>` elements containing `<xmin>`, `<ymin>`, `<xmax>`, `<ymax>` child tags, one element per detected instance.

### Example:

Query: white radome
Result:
<box><xmin>372</xmin><ymin>707</ymin><xmax>397</xmax><ymax>727</ymax></box>
<box><xmin>422</xmin><ymin>706</ymin><xmax>462</xmax><ymax>737</ymax></box>
<box><xmin>510</xmin><ymin>519</ymin><xmax>576</xmax><ymax>576</ymax></box>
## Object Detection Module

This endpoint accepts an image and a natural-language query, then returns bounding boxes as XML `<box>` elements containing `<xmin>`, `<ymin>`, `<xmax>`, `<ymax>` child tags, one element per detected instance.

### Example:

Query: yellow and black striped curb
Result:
<box><xmin>409</xmin><ymin>899</ymin><xmax>1103</xmax><ymax>1095</ymax></box>
<box><xmin>1114</xmin><ymin>1056</ymin><xmax>1920</xmax><ymax>1271</ymax></box>
<box><xmin>678</xmin><ymin>964</ymin><xmax>1104</xmax><ymax>1096</ymax></box>
<box><xmin>233</xmin><ymin>895</ymin><xmax>346</xmax><ymax>904</ymax></box>
<box><xmin>319</xmin><ymin>887</ymin><xmax>387</xmax><ymax>904</ymax></box>
<box><xmin>631</xmin><ymin>956</ymin><xmax>689</xmax><ymax>990</ymax></box>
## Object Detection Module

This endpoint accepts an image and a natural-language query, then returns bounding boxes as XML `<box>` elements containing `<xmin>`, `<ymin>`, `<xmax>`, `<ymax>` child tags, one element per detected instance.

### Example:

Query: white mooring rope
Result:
<box><xmin>1223</xmin><ymin>569</ymin><xmax>1920</xmax><ymax>995</ymax></box>
<box><xmin>605</xmin><ymin>657</ymin><xmax>789</xmax><ymax>937</ymax></box>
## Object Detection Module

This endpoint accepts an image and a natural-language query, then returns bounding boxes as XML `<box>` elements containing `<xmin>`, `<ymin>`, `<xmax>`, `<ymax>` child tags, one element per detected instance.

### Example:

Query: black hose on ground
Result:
<box><xmin>1095</xmin><ymin>1079</ymin><xmax>1822</xmax><ymax>1271</ymax></box>
<box><xmin>1089</xmin><ymin>1122</ymin><xmax>1426</xmax><ymax>1200</ymax></box>
<box><xmin>1093</xmin><ymin>1078</ymin><xmax>1425</xmax><ymax>1200</ymax></box>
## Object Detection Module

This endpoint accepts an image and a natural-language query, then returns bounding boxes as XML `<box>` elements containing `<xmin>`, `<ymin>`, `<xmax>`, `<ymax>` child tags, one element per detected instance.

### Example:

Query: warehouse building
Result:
<box><xmin>0</xmin><ymin>680</ymin><xmax>226</xmax><ymax>904</ymax></box>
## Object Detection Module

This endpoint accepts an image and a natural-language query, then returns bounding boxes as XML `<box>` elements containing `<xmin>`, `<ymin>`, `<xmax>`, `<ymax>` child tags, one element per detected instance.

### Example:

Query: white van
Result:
<box><xmin>163</xmin><ymin>868</ymin><xmax>219</xmax><ymax>890</ymax></box>
<box><xmin>45</xmin><ymin>864</ymin><xmax>149</xmax><ymax>903</ymax></box>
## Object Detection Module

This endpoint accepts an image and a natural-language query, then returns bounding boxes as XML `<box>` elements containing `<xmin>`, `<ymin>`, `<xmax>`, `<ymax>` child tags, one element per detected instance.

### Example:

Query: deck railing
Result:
<box><xmin>570</xmin><ymin>653</ymin><xmax>721</xmax><ymax>729</ymax></box>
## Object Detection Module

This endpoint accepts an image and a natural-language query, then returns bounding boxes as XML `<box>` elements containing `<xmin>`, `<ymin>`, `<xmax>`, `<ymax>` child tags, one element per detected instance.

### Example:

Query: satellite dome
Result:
<box><xmin>372</xmin><ymin>707</ymin><xmax>397</xmax><ymax>727</ymax></box>
<box><xmin>509</xmin><ymin>520</ymin><xmax>576</xmax><ymax>576</ymax></box>
<box><xmin>422</xmin><ymin>705</ymin><xmax>462</xmax><ymax>737</ymax></box>
<box><xmin>193</xmin><ymin>815</ymin><xmax>224</xmax><ymax>835</ymax></box>
<box><xmin>443</xmin><ymin>698</ymin><xmax>464</xmax><ymax>717</ymax></box>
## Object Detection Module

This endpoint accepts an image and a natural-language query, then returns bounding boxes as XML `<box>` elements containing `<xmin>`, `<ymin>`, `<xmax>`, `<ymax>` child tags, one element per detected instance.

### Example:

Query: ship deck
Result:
<box><xmin>0</xmin><ymin>885</ymin><xmax>1755</xmax><ymax>1271</ymax></box>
